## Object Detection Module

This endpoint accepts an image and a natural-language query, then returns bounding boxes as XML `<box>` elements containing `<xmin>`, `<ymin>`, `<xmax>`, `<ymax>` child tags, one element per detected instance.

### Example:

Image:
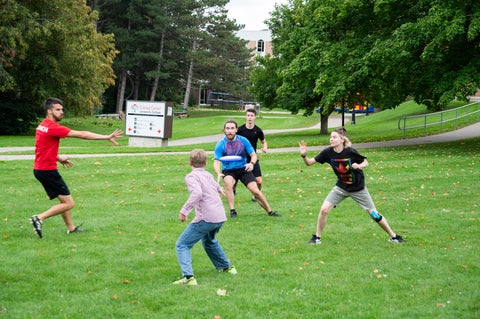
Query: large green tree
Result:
<box><xmin>0</xmin><ymin>0</ymin><xmax>117</xmax><ymax>117</ymax></box>
<box><xmin>179</xmin><ymin>0</ymin><xmax>251</xmax><ymax>109</ymax></box>
<box><xmin>93</xmin><ymin>0</ymin><xmax>186</xmax><ymax>113</ymax></box>
<box><xmin>366</xmin><ymin>0</ymin><xmax>480</xmax><ymax>109</ymax></box>
<box><xmin>95</xmin><ymin>0</ymin><xmax>250</xmax><ymax>113</ymax></box>
<box><xmin>251</xmin><ymin>0</ymin><xmax>480</xmax><ymax>134</ymax></box>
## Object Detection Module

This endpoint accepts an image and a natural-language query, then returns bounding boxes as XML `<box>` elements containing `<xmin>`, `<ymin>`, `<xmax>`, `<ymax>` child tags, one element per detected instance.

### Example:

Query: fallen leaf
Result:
<box><xmin>216</xmin><ymin>289</ymin><xmax>227</xmax><ymax>296</ymax></box>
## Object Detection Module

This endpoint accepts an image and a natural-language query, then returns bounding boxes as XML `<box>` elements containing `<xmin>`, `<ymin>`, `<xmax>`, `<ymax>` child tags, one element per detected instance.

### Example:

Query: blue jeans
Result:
<box><xmin>175</xmin><ymin>220</ymin><xmax>231</xmax><ymax>277</ymax></box>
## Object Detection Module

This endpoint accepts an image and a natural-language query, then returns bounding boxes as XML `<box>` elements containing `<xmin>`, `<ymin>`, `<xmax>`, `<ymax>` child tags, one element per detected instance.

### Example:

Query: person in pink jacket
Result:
<box><xmin>173</xmin><ymin>149</ymin><xmax>237</xmax><ymax>286</ymax></box>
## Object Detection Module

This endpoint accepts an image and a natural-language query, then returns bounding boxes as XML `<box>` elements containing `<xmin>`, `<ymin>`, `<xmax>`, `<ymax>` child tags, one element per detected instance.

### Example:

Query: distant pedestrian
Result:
<box><xmin>237</xmin><ymin>108</ymin><xmax>267</xmax><ymax>202</ymax></box>
<box><xmin>173</xmin><ymin>149</ymin><xmax>237</xmax><ymax>286</ymax></box>
<box><xmin>299</xmin><ymin>128</ymin><xmax>405</xmax><ymax>244</ymax></box>
<box><xmin>30</xmin><ymin>97</ymin><xmax>122</xmax><ymax>238</ymax></box>
<box><xmin>214</xmin><ymin>120</ymin><xmax>281</xmax><ymax>218</ymax></box>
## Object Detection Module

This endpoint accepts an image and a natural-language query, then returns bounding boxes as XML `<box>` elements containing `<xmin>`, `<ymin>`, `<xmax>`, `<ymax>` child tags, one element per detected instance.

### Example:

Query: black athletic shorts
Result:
<box><xmin>222</xmin><ymin>168</ymin><xmax>256</xmax><ymax>186</ymax></box>
<box><xmin>34</xmin><ymin>169</ymin><xmax>70</xmax><ymax>200</ymax></box>
<box><xmin>251</xmin><ymin>161</ymin><xmax>262</xmax><ymax>178</ymax></box>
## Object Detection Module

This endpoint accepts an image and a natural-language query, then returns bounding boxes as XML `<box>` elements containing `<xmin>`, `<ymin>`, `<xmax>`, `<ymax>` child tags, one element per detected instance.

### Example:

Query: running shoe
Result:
<box><xmin>389</xmin><ymin>234</ymin><xmax>406</xmax><ymax>243</ymax></box>
<box><xmin>308</xmin><ymin>234</ymin><xmax>321</xmax><ymax>244</ymax></box>
<box><xmin>173</xmin><ymin>277</ymin><xmax>198</xmax><ymax>286</ymax></box>
<box><xmin>30</xmin><ymin>216</ymin><xmax>42</xmax><ymax>238</ymax></box>
<box><xmin>67</xmin><ymin>226</ymin><xmax>87</xmax><ymax>234</ymax></box>
<box><xmin>268</xmin><ymin>211</ymin><xmax>281</xmax><ymax>217</ymax></box>
<box><xmin>223</xmin><ymin>266</ymin><xmax>238</xmax><ymax>275</ymax></box>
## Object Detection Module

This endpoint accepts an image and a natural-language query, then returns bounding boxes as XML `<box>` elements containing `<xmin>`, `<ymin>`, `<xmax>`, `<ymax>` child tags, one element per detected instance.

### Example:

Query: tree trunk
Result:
<box><xmin>149</xmin><ymin>28</ymin><xmax>166</xmax><ymax>101</ymax></box>
<box><xmin>133</xmin><ymin>73</ymin><xmax>139</xmax><ymax>100</ymax></box>
<box><xmin>183</xmin><ymin>40</ymin><xmax>197</xmax><ymax>112</ymax></box>
<box><xmin>116</xmin><ymin>69</ymin><xmax>127</xmax><ymax>113</ymax></box>
<box><xmin>320</xmin><ymin>113</ymin><xmax>329</xmax><ymax>135</ymax></box>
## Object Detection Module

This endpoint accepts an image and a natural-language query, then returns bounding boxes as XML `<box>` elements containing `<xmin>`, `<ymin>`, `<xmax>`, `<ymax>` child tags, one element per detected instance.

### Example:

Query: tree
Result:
<box><xmin>365</xmin><ymin>0</ymin><xmax>480</xmax><ymax>110</ymax></box>
<box><xmin>178</xmin><ymin>0</ymin><xmax>251</xmax><ymax>110</ymax></box>
<box><xmin>252</xmin><ymin>0</ymin><xmax>480</xmax><ymax>135</ymax></box>
<box><xmin>1</xmin><ymin>0</ymin><xmax>117</xmax><ymax>116</ymax></box>
<box><xmin>95</xmin><ymin>0</ymin><xmax>250</xmax><ymax>113</ymax></box>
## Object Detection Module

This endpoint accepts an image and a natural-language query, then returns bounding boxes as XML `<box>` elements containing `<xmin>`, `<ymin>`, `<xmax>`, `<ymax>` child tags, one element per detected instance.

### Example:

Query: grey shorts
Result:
<box><xmin>325</xmin><ymin>186</ymin><xmax>375</xmax><ymax>211</ymax></box>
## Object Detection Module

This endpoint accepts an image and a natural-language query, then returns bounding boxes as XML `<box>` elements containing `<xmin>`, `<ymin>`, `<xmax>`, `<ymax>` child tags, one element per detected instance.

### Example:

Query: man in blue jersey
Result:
<box><xmin>214</xmin><ymin>120</ymin><xmax>281</xmax><ymax>219</ymax></box>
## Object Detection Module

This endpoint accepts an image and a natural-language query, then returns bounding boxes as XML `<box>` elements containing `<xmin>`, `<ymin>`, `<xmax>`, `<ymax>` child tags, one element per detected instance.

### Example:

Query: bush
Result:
<box><xmin>0</xmin><ymin>97</ymin><xmax>41</xmax><ymax>135</ymax></box>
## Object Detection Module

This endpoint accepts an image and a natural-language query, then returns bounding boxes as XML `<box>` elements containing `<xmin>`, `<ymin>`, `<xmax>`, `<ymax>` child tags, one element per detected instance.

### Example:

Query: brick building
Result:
<box><xmin>236</xmin><ymin>29</ymin><xmax>273</xmax><ymax>58</ymax></box>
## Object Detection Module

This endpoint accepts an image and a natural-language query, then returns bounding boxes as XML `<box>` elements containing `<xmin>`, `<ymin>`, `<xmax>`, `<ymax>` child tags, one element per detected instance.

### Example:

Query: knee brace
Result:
<box><xmin>369</xmin><ymin>210</ymin><xmax>383</xmax><ymax>222</ymax></box>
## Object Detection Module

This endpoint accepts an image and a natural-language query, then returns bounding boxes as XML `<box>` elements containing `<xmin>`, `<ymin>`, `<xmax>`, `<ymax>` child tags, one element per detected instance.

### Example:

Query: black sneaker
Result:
<box><xmin>389</xmin><ymin>234</ymin><xmax>406</xmax><ymax>243</ymax></box>
<box><xmin>230</xmin><ymin>210</ymin><xmax>238</xmax><ymax>218</ymax></box>
<box><xmin>268</xmin><ymin>211</ymin><xmax>281</xmax><ymax>217</ymax></box>
<box><xmin>67</xmin><ymin>226</ymin><xmax>86</xmax><ymax>234</ymax></box>
<box><xmin>30</xmin><ymin>216</ymin><xmax>42</xmax><ymax>238</ymax></box>
<box><xmin>251</xmin><ymin>196</ymin><xmax>257</xmax><ymax>202</ymax></box>
<box><xmin>308</xmin><ymin>234</ymin><xmax>321</xmax><ymax>244</ymax></box>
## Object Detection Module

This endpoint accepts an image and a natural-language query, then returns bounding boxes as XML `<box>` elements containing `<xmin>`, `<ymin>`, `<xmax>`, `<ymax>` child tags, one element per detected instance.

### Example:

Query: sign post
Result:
<box><xmin>125</xmin><ymin>100</ymin><xmax>173</xmax><ymax>147</ymax></box>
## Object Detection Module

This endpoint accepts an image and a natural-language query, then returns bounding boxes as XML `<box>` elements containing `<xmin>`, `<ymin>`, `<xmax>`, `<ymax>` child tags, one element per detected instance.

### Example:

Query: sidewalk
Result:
<box><xmin>268</xmin><ymin>121</ymin><xmax>480</xmax><ymax>154</ymax></box>
<box><xmin>0</xmin><ymin>121</ymin><xmax>478</xmax><ymax>161</ymax></box>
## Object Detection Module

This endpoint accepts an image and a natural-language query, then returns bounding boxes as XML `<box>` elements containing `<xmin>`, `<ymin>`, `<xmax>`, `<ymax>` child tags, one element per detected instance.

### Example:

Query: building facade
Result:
<box><xmin>236</xmin><ymin>29</ymin><xmax>273</xmax><ymax>58</ymax></box>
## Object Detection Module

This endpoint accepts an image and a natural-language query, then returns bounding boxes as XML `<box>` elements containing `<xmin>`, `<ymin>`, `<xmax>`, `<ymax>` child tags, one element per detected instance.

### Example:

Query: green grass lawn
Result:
<box><xmin>0</xmin><ymin>101</ymin><xmax>479</xmax><ymax>318</ymax></box>
<box><xmin>1</xmin><ymin>145</ymin><xmax>479</xmax><ymax>317</ymax></box>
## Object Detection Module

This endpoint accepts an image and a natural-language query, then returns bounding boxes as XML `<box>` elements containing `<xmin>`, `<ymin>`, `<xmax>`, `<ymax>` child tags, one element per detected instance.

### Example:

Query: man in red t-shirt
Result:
<box><xmin>30</xmin><ymin>97</ymin><xmax>122</xmax><ymax>238</ymax></box>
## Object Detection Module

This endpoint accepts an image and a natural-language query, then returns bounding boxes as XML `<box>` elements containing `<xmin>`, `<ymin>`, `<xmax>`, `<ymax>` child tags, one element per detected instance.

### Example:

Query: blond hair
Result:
<box><xmin>189</xmin><ymin>149</ymin><xmax>207</xmax><ymax>168</ymax></box>
<box><xmin>333</xmin><ymin>128</ymin><xmax>352</xmax><ymax>148</ymax></box>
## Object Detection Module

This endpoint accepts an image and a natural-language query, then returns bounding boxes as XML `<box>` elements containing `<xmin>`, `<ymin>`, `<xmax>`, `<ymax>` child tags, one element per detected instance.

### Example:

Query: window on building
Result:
<box><xmin>257</xmin><ymin>39</ymin><xmax>265</xmax><ymax>53</ymax></box>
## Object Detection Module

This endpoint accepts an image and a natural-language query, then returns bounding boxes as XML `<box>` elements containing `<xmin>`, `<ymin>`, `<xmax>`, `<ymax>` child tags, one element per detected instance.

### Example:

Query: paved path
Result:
<box><xmin>166</xmin><ymin>116</ymin><xmax>341</xmax><ymax>146</ymax></box>
<box><xmin>0</xmin><ymin>120</ymin><xmax>478</xmax><ymax>161</ymax></box>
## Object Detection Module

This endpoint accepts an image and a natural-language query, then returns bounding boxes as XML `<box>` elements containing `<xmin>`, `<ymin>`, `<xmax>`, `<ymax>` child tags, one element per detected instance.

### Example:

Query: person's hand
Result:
<box><xmin>299</xmin><ymin>140</ymin><xmax>307</xmax><ymax>157</ymax></box>
<box><xmin>217</xmin><ymin>173</ymin><xmax>225</xmax><ymax>184</ymax></box>
<box><xmin>261</xmin><ymin>147</ymin><xmax>267</xmax><ymax>153</ymax></box>
<box><xmin>109</xmin><ymin>129</ymin><xmax>123</xmax><ymax>146</ymax></box>
<box><xmin>351</xmin><ymin>163</ymin><xmax>362</xmax><ymax>170</ymax></box>
<box><xmin>179</xmin><ymin>213</ymin><xmax>187</xmax><ymax>222</ymax></box>
<box><xmin>58</xmin><ymin>156</ymin><xmax>73</xmax><ymax>168</ymax></box>
<box><xmin>244</xmin><ymin>162</ymin><xmax>254</xmax><ymax>171</ymax></box>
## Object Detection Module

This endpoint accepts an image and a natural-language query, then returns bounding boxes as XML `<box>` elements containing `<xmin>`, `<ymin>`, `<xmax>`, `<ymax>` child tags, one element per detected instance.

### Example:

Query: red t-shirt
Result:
<box><xmin>34</xmin><ymin>119</ymin><xmax>71</xmax><ymax>170</ymax></box>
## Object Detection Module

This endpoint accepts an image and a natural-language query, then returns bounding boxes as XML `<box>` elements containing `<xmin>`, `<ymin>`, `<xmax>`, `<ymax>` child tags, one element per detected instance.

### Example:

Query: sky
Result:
<box><xmin>225</xmin><ymin>0</ymin><xmax>289</xmax><ymax>30</ymax></box>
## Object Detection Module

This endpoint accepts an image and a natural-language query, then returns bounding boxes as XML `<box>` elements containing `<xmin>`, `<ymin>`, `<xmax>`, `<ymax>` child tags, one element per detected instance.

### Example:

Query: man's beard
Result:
<box><xmin>53</xmin><ymin>115</ymin><xmax>62</xmax><ymax>121</ymax></box>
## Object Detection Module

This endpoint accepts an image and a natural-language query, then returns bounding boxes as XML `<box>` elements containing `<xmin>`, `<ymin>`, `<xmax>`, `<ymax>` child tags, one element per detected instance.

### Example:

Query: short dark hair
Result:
<box><xmin>44</xmin><ymin>97</ymin><xmax>63</xmax><ymax>114</ymax></box>
<box><xmin>223</xmin><ymin>120</ymin><xmax>238</xmax><ymax>129</ymax></box>
<box><xmin>246</xmin><ymin>108</ymin><xmax>256</xmax><ymax>115</ymax></box>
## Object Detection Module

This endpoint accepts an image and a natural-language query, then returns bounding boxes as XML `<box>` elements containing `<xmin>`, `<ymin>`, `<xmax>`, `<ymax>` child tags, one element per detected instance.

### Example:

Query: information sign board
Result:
<box><xmin>125</xmin><ymin>101</ymin><xmax>166</xmax><ymax>138</ymax></box>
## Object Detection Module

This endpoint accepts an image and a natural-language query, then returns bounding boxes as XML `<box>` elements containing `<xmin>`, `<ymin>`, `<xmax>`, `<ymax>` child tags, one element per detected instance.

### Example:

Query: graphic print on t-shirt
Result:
<box><xmin>331</xmin><ymin>158</ymin><xmax>355</xmax><ymax>185</ymax></box>
<box><xmin>224</xmin><ymin>139</ymin><xmax>246</xmax><ymax>157</ymax></box>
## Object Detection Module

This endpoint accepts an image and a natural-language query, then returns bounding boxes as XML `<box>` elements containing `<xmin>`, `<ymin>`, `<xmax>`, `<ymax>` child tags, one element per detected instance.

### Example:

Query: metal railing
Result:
<box><xmin>398</xmin><ymin>101</ymin><xmax>480</xmax><ymax>136</ymax></box>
